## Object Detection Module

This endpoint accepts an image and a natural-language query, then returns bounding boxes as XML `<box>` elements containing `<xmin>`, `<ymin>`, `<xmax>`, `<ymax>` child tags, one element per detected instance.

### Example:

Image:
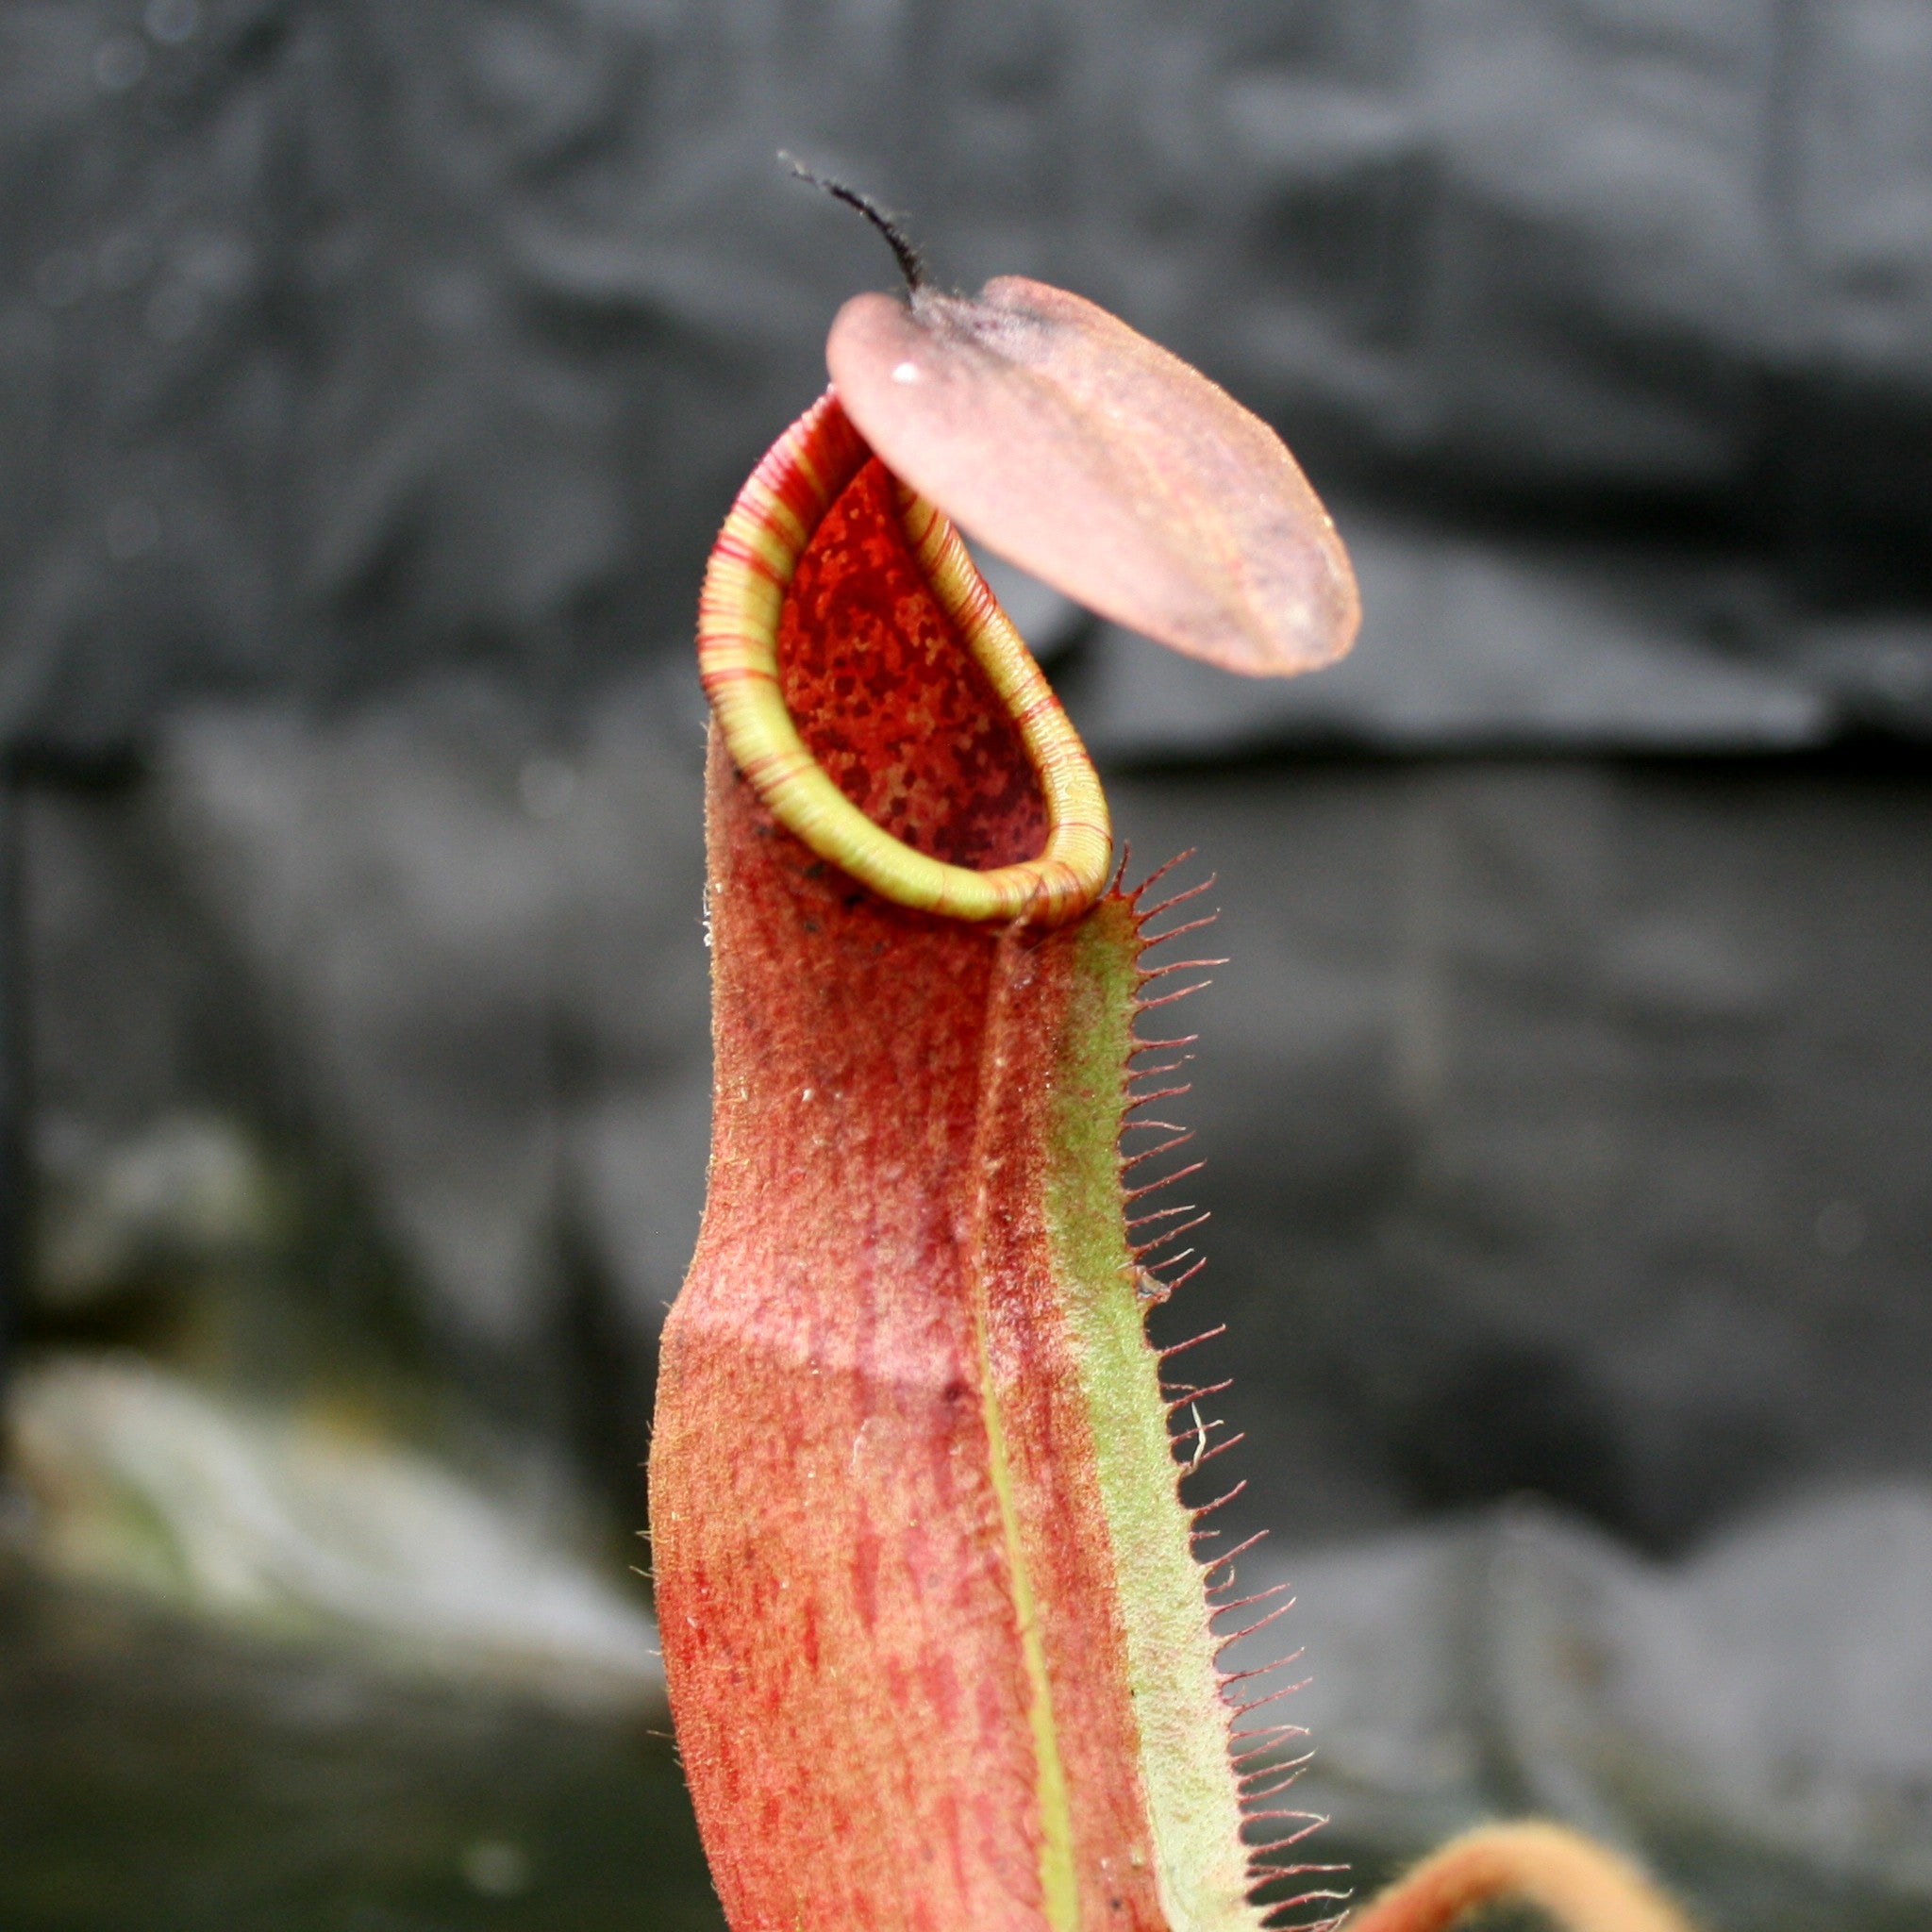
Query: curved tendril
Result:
<box><xmin>1348</xmin><ymin>1823</ymin><xmax>1696</xmax><ymax>1932</ymax></box>
<box><xmin>697</xmin><ymin>390</ymin><xmax>1112</xmax><ymax>926</ymax></box>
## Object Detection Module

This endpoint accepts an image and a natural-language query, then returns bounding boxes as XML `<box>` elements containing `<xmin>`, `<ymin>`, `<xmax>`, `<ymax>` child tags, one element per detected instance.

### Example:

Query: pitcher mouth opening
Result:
<box><xmin>697</xmin><ymin>389</ymin><xmax>1111</xmax><ymax>928</ymax></box>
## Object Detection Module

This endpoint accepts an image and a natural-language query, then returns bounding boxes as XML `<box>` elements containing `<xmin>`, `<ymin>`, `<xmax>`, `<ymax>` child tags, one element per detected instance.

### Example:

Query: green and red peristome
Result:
<box><xmin>650</xmin><ymin>397</ymin><xmax>1316</xmax><ymax>1931</ymax></box>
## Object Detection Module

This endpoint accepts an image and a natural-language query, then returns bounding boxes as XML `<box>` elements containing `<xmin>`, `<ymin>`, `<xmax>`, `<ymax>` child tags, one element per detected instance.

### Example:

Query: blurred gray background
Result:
<box><xmin>2</xmin><ymin>4</ymin><xmax>1930</xmax><ymax>1929</ymax></box>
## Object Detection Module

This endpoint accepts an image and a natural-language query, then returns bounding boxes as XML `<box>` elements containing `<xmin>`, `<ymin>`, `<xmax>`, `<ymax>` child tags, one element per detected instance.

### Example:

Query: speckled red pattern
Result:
<box><xmin>776</xmin><ymin>455</ymin><xmax>1047</xmax><ymax>874</ymax></box>
<box><xmin>651</xmin><ymin>440</ymin><xmax>1173</xmax><ymax>1929</ymax></box>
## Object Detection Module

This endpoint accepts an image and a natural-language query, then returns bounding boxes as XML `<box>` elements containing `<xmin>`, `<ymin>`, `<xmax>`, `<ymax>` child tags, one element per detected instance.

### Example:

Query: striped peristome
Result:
<box><xmin>696</xmin><ymin>391</ymin><xmax>1112</xmax><ymax>927</ymax></box>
